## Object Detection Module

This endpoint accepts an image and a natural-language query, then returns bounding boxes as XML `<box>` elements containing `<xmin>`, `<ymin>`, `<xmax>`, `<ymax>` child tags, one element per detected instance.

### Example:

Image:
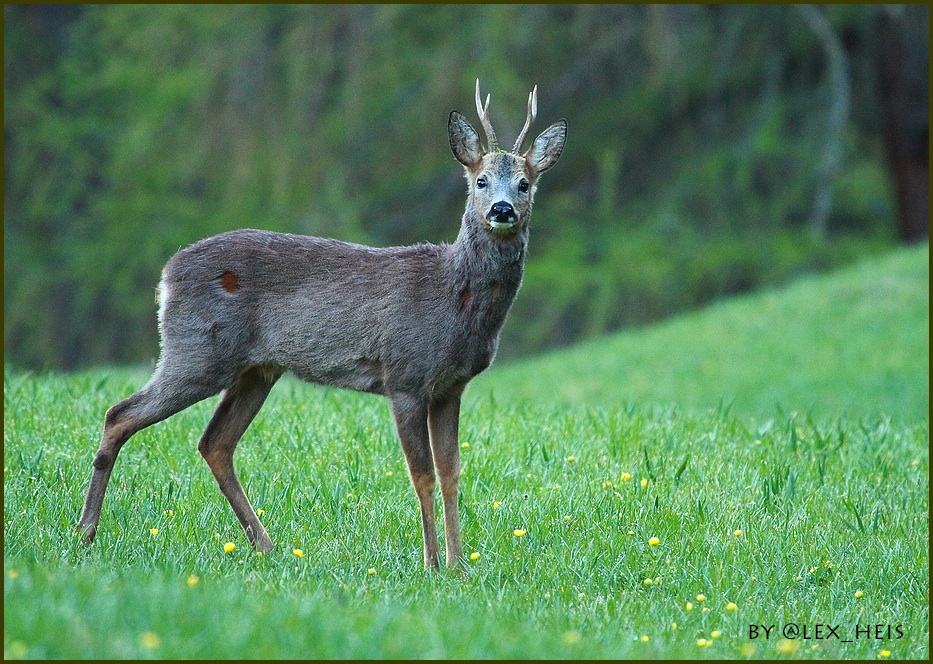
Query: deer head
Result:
<box><xmin>448</xmin><ymin>79</ymin><xmax>567</xmax><ymax>236</ymax></box>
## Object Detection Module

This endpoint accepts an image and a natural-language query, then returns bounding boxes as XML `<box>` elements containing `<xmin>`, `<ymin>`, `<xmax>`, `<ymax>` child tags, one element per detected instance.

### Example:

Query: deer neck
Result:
<box><xmin>448</xmin><ymin>207</ymin><xmax>527</xmax><ymax>322</ymax></box>
<box><xmin>454</xmin><ymin>206</ymin><xmax>526</xmax><ymax>273</ymax></box>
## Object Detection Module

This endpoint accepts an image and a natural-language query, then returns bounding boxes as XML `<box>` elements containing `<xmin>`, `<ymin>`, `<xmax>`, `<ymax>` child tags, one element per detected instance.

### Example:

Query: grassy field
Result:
<box><xmin>4</xmin><ymin>245</ymin><xmax>928</xmax><ymax>659</ymax></box>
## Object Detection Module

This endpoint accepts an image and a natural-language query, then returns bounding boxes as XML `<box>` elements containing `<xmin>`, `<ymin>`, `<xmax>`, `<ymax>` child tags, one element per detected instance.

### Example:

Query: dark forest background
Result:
<box><xmin>4</xmin><ymin>4</ymin><xmax>928</xmax><ymax>371</ymax></box>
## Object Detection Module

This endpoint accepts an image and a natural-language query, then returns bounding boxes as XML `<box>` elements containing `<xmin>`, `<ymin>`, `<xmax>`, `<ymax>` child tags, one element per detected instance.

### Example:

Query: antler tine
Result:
<box><xmin>475</xmin><ymin>78</ymin><xmax>498</xmax><ymax>152</ymax></box>
<box><xmin>512</xmin><ymin>85</ymin><xmax>538</xmax><ymax>154</ymax></box>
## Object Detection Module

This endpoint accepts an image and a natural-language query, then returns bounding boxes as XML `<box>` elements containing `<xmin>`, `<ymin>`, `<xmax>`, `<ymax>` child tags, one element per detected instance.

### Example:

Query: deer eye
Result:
<box><xmin>518</xmin><ymin>179</ymin><xmax>529</xmax><ymax>193</ymax></box>
<box><xmin>476</xmin><ymin>176</ymin><xmax>487</xmax><ymax>189</ymax></box>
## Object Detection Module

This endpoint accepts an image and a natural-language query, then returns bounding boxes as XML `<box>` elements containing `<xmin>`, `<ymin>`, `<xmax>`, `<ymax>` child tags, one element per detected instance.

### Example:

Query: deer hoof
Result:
<box><xmin>76</xmin><ymin>523</ymin><xmax>97</xmax><ymax>546</ymax></box>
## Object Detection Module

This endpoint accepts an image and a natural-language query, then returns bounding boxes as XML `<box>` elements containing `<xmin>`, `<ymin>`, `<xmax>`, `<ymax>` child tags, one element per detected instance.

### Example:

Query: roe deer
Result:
<box><xmin>77</xmin><ymin>79</ymin><xmax>566</xmax><ymax>570</ymax></box>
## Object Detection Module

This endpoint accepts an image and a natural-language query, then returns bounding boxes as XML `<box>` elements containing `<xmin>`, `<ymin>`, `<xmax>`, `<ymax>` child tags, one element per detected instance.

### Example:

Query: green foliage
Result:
<box><xmin>481</xmin><ymin>244</ymin><xmax>929</xmax><ymax>421</ymax></box>
<box><xmin>4</xmin><ymin>5</ymin><xmax>910</xmax><ymax>369</ymax></box>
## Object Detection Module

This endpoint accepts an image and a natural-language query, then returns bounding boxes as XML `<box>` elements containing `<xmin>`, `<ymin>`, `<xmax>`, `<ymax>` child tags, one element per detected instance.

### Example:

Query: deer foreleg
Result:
<box><xmin>428</xmin><ymin>395</ymin><xmax>463</xmax><ymax>569</ymax></box>
<box><xmin>391</xmin><ymin>394</ymin><xmax>439</xmax><ymax>570</ymax></box>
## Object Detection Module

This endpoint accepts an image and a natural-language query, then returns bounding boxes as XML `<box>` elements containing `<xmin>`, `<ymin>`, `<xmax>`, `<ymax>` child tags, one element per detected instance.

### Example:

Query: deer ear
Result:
<box><xmin>449</xmin><ymin>111</ymin><xmax>484</xmax><ymax>168</ymax></box>
<box><xmin>525</xmin><ymin>119</ymin><xmax>566</xmax><ymax>176</ymax></box>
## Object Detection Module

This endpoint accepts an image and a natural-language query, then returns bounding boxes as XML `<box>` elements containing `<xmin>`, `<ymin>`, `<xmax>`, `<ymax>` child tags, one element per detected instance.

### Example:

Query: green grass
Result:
<box><xmin>4</xmin><ymin>246</ymin><xmax>929</xmax><ymax>659</ymax></box>
<box><xmin>478</xmin><ymin>244</ymin><xmax>929</xmax><ymax>421</ymax></box>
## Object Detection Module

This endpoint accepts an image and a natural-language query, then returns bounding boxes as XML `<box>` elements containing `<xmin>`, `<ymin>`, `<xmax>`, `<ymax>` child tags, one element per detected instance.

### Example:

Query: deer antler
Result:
<box><xmin>512</xmin><ymin>85</ymin><xmax>537</xmax><ymax>154</ymax></box>
<box><xmin>475</xmin><ymin>78</ymin><xmax>498</xmax><ymax>152</ymax></box>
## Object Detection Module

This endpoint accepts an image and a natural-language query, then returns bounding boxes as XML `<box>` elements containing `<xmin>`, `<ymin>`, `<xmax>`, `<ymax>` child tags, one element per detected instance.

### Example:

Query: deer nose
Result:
<box><xmin>488</xmin><ymin>201</ymin><xmax>517</xmax><ymax>227</ymax></box>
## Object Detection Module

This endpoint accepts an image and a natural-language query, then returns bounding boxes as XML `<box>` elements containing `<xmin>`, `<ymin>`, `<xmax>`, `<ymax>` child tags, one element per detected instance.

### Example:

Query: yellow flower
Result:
<box><xmin>627</xmin><ymin>530</ymin><xmax>635</xmax><ymax>536</ymax></box>
<box><xmin>563</xmin><ymin>515</ymin><xmax>572</xmax><ymax>522</ymax></box>
<box><xmin>186</xmin><ymin>575</ymin><xmax>199</xmax><ymax>587</ymax></box>
<box><xmin>223</xmin><ymin>542</ymin><xmax>236</xmax><ymax>553</ymax></box>
<box><xmin>639</xmin><ymin>635</ymin><xmax>649</xmax><ymax>642</ymax></box>
<box><xmin>367</xmin><ymin>568</ymin><xmax>376</xmax><ymax>576</ymax></box>
<box><xmin>711</xmin><ymin>630</ymin><xmax>722</xmax><ymax>639</ymax></box>
<box><xmin>879</xmin><ymin>650</ymin><xmax>891</xmax><ymax>658</ymax></box>
<box><xmin>460</xmin><ymin>442</ymin><xmax>470</xmax><ymax>449</ymax></box>
<box><xmin>671</xmin><ymin>622</ymin><xmax>678</xmax><ymax>630</ymax></box>
<box><xmin>739</xmin><ymin>643</ymin><xmax>757</xmax><ymax>657</ymax></box>
<box><xmin>492</xmin><ymin>501</ymin><xmax>502</xmax><ymax>509</ymax></box>
<box><xmin>385</xmin><ymin>471</ymin><xmax>394</xmax><ymax>477</ymax></box>
<box><xmin>292</xmin><ymin>549</ymin><xmax>304</xmax><ymax>558</ymax></box>
<box><xmin>775</xmin><ymin>638</ymin><xmax>799</xmax><ymax>654</ymax></box>
<box><xmin>139</xmin><ymin>632</ymin><xmax>161</xmax><ymax>649</ymax></box>
<box><xmin>854</xmin><ymin>590</ymin><xmax>864</xmax><ymax>599</ymax></box>
<box><xmin>685</xmin><ymin>602</ymin><xmax>694</xmax><ymax>611</ymax></box>
<box><xmin>513</xmin><ymin>528</ymin><xmax>527</xmax><ymax>537</ymax></box>
<box><xmin>149</xmin><ymin>528</ymin><xmax>159</xmax><ymax>536</ymax></box>
<box><xmin>620</xmin><ymin>472</ymin><xmax>632</xmax><ymax>482</ymax></box>
<box><xmin>733</xmin><ymin>529</ymin><xmax>743</xmax><ymax>537</ymax></box>
<box><xmin>696</xmin><ymin>638</ymin><xmax>711</xmax><ymax>647</ymax></box>
<box><xmin>469</xmin><ymin>552</ymin><xmax>481</xmax><ymax>561</ymax></box>
<box><xmin>648</xmin><ymin>536</ymin><xmax>661</xmax><ymax>547</ymax></box>
<box><xmin>640</xmin><ymin>478</ymin><xmax>649</xmax><ymax>488</ymax></box>
<box><xmin>643</xmin><ymin>578</ymin><xmax>653</xmax><ymax>586</ymax></box>
<box><xmin>256</xmin><ymin>509</ymin><xmax>265</xmax><ymax>516</ymax></box>
<box><xmin>8</xmin><ymin>569</ymin><xmax>19</xmax><ymax>580</ymax></box>
<box><xmin>726</xmin><ymin>602</ymin><xmax>738</xmax><ymax>611</ymax></box>
<box><xmin>696</xmin><ymin>593</ymin><xmax>706</xmax><ymax>603</ymax></box>
<box><xmin>566</xmin><ymin>455</ymin><xmax>577</xmax><ymax>463</ymax></box>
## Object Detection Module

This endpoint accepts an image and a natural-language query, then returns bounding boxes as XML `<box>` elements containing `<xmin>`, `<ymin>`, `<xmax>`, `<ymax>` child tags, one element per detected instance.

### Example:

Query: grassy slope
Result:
<box><xmin>475</xmin><ymin>244</ymin><xmax>929</xmax><ymax>422</ymax></box>
<box><xmin>4</xmin><ymin>246</ymin><xmax>929</xmax><ymax>659</ymax></box>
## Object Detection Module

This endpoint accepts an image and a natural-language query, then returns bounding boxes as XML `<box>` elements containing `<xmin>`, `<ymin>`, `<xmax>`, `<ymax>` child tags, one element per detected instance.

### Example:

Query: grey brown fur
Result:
<box><xmin>77</xmin><ymin>80</ymin><xmax>566</xmax><ymax>570</ymax></box>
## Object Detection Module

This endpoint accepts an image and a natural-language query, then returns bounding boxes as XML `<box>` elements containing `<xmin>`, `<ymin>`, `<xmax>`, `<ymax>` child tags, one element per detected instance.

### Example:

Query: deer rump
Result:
<box><xmin>159</xmin><ymin>228</ymin><xmax>512</xmax><ymax>401</ymax></box>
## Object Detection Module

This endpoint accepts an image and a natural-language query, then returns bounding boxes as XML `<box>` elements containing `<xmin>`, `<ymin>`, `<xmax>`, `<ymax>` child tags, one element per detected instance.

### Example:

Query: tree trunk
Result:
<box><xmin>877</xmin><ymin>5</ymin><xmax>929</xmax><ymax>243</ymax></box>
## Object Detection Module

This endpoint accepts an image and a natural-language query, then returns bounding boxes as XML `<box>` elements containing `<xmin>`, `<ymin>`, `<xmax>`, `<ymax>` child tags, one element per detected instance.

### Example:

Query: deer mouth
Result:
<box><xmin>488</xmin><ymin>219</ymin><xmax>517</xmax><ymax>230</ymax></box>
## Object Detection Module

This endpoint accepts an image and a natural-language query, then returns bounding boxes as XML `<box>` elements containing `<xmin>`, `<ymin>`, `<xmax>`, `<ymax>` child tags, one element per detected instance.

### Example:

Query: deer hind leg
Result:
<box><xmin>78</xmin><ymin>367</ymin><xmax>222</xmax><ymax>544</ymax></box>
<box><xmin>428</xmin><ymin>395</ymin><xmax>464</xmax><ymax>570</ymax></box>
<box><xmin>391</xmin><ymin>393</ymin><xmax>439</xmax><ymax>570</ymax></box>
<box><xmin>198</xmin><ymin>366</ymin><xmax>280</xmax><ymax>553</ymax></box>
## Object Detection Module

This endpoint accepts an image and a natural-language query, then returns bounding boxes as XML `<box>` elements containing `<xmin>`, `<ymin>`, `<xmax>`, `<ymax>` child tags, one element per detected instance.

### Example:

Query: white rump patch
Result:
<box><xmin>156</xmin><ymin>277</ymin><xmax>171</xmax><ymax>325</ymax></box>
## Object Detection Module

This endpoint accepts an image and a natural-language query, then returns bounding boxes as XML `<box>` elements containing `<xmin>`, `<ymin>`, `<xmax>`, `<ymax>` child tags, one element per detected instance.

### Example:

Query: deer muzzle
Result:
<box><xmin>487</xmin><ymin>201</ymin><xmax>518</xmax><ymax>229</ymax></box>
